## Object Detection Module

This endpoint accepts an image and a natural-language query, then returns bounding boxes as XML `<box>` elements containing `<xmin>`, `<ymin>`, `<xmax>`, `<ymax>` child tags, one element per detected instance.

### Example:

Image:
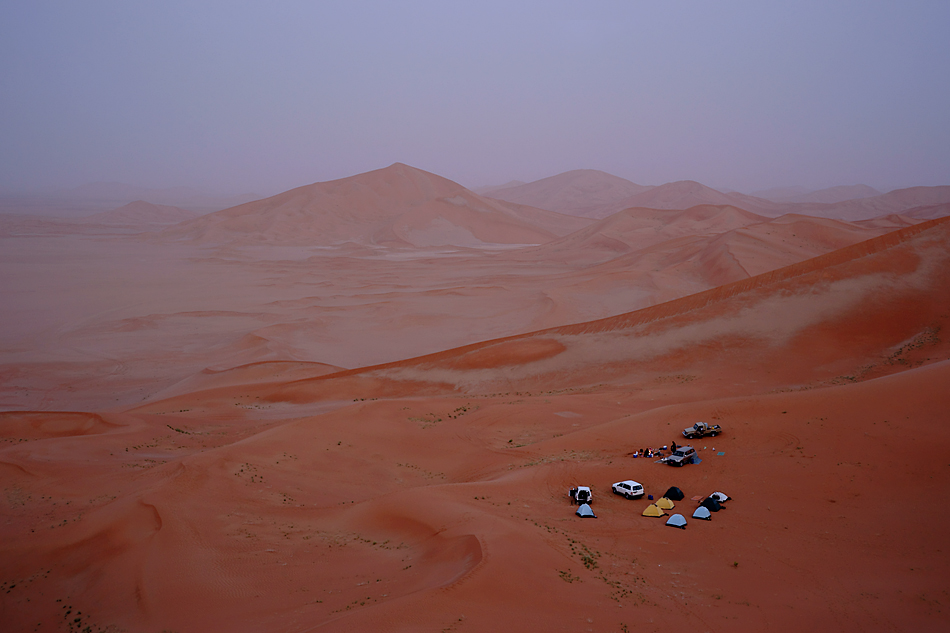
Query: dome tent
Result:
<box><xmin>656</xmin><ymin>497</ymin><xmax>675</xmax><ymax>510</ymax></box>
<box><xmin>710</xmin><ymin>491</ymin><xmax>730</xmax><ymax>503</ymax></box>
<box><xmin>576</xmin><ymin>503</ymin><xmax>597</xmax><ymax>518</ymax></box>
<box><xmin>692</xmin><ymin>506</ymin><xmax>712</xmax><ymax>520</ymax></box>
<box><xmin>663</xmin><ymin>486</ymin><xmax>685</xmax><ymax>501</ymax></box>
<box><xmin>642</xmin><ymin>504</ymin><xmax>665</xmax><ymax>517</ymax></box>
<box><xmin>666</xmin><ymin>514</ymin><xmax>687</xmax><ymax>529</ymax></box>
<box><xmin>700</xmin><ymin>496</ymin><xmax>722</xmax><ymax>512</ymax></box>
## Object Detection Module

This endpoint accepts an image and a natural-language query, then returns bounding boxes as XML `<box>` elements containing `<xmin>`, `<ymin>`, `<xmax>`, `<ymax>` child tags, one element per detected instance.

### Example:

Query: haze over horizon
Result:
<box><xmin>2</xmin><ymin>1</ymin><xmax>949</xmax><ymax>197</ymax></box>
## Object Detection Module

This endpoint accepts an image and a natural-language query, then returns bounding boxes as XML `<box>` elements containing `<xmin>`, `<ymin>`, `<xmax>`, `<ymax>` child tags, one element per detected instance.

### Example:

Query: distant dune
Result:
<box><xmin>786</xmin><ymin>186</ymin><xmax>950</xmax><ymax>221</ymax></box>
<box><xmin>614</xmin><ymin>180</ymin><xmax>743</xmax><ymax>211</ymax></box>
<box><xmin>753</xmin><ymin>184</ymin><xmax>881</xmax><ymax>204</ymax></box>
<box><xmin>483</xmin><ymin>169</ymin><xmax>950</xmax><ymax>223</ymax></box>
<box><xmin>483</xmin><ymin>169</ymin><xmax>652</xmax><ymax>218</ymax></box>
<box><xmin>164</xmin><ymin>163</ymin><xmax>591</xmax><ymax>247</ymax></box>
<box><xmin>565</xmin><ymin>180</ymin><xmax>783</xmax><ymax>219</ymax></box>
<box><xmin>526</xmin><ymin>204</ymin><xmax>768</xmax><ymax>264</ymax></box>
<box><xmin>82</xmin><ymin>200</ymin><xmax>198</xmax><ymax>225</ymax></box>
<box><xmin>902</xmin><ymin>202</ymin><xmax>950</xmax><ymax>220</ymax></box>
<box><xmin>55</xmin><ymin>182</ymin><xmax>262</xmax><ymax>211</ymax></box>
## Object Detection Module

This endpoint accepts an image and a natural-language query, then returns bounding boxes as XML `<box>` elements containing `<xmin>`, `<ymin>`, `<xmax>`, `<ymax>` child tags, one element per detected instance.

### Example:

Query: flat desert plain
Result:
<box><xmin>2</xmin><ymin>165</ymin><xmax>949</xmax><ymax>632</ymax></box>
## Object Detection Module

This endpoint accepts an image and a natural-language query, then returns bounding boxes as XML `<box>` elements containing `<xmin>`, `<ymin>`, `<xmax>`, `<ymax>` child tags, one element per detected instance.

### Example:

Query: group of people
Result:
<box><xmin>631</xmin><ymin>445</ymin><xmax>668</xmax><ymax>458</ymax></box>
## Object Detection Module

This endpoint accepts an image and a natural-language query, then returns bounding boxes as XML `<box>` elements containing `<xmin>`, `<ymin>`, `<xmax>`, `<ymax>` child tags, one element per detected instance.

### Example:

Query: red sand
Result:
<box><xmin>2</xmin><ymin>170</ymin><xmax>949</xmax><ymax>632</ymax></box>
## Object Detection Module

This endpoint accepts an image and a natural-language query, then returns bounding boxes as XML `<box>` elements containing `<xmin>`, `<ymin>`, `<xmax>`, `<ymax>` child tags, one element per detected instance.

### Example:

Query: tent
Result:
<box><xmin>666</xmin><ymin>514</ymin><xmax>687</xmax><ymax>529</ymax></box>
<box><xmin>576</xmin><ymin>503</ymin><xmax>597</xmax><ymax>518</ymax></box>
<box><xmin>655</xmin><ymin>497</ymin><xmax>675</xmax><ymax>510</ymax></box>
<box><xmin>700</xmin><ymin>497</ymin><xmax>722</xmax><ymax>512</ymax></box>
<box><xmin>710</xmin><ymin>491</ymin><xmax>730</xmax><ymax>503</ymax></box>
<box><xmin>663</xmin><ymin>486</ymin><xmax>685</xmax><ymax>501</ymax></box>
<box><xmin>642</xmin><ymin>504</ymin><xmax>665</xmax><ymax>517</ymax></box>
<box><xmin>692</xmin><ymin>506</ymin><xmax>712</xmax><ymax>520</ymax></box>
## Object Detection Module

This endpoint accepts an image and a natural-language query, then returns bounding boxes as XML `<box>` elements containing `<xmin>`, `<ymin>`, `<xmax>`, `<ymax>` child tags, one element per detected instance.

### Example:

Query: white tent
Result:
<box><xmin>692</xmin><ymin>506</ymin><xmax>712</xmax><ymax>520</ymax></box>
<box><xmin>576</xmin><ymin>503</ymin><xmax>597</xmax><ymax>518</ymax></box>
<box><xmin>710</xmin><ymin>491</ymin><xmax>730</xmax><ymax>503</ymax></box>
<box><xmin>666</xmin><ymin>513</ymin><xmax>687</xmax><ymax>529</ymax></box>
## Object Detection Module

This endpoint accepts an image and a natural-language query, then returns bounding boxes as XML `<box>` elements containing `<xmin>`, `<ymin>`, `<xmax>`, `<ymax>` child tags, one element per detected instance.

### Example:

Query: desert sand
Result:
<box><xmin>487</xmin><ymin>171</ymin><xmax>950</xmax><ymax>221</ymax></box>
<box><xmin>2</xmin><ymin>164</ymin><xmax>949</xmax><ymax>632</ymax></box>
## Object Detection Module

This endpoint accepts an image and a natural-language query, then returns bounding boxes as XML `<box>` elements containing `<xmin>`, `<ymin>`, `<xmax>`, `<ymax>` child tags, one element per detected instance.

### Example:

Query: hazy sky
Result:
<box><xmin>2</xmin><ymin>1</ymin><xmax>948</xmax><ymax>195</ymax></box>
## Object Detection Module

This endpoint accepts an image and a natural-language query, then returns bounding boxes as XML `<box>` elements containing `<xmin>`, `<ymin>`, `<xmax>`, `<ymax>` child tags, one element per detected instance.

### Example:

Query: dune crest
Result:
<box><xmin>162</xmin><ymin>163</ymin><xmax>590</xmax><ymax>247</ymax></box>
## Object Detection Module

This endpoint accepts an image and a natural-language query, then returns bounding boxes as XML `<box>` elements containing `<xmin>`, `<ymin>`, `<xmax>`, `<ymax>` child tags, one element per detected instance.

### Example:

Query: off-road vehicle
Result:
<box><xmin>666</xmin><ymin>446</ymin><xmax>697</xmax><ymax>466</ymax></box>
<box><xmin>569</xmin><ymin>486</ymin><xmax>592</xmax><ymax>505</ymax></box>
<box><xmin>611</xmin><ymin>480</ymin><xmax>644</xmax><ymax>499</ymax></box>
<box><xmin>682</xmin><ymin>421</ymin><xmax>722</xmax><ymax>439</ymax></box>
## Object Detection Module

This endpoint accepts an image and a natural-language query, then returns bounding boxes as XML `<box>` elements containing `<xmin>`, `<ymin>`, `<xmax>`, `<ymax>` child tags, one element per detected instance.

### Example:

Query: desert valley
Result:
<box><xmin>2</xmin><ymin>163</ymin><xmax>949</xmax><ymax>632</ymax></box>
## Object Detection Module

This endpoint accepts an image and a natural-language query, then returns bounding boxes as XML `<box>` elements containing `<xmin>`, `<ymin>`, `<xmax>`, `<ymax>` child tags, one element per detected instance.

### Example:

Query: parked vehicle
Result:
<box><xmin>611</xmin><ymin>480</ymin><xmax>644</xmax><ymax>499</ymax></box>
<box><xmin>682</xmin><ymin>421</ymin><xmax>722</xmax><ymax>439</ymax></box>
<box><xmin>666</xmin><ymin>446</ymin><xmax>697</xmax><ymax>466</ymax></box>
<box><xmin>569</xmin><ymin>486</ymin><xmax>593</xmax><ymax>505</ymax></box>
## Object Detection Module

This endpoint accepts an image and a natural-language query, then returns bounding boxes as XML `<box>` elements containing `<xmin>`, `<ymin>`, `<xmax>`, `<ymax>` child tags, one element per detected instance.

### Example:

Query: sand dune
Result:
<box><xmin>483</xmin><ymin>169</ymin><xmax>652</xmax><ymax>218</ymax></box>
<box><xmin>164</xmin><ymin>163</ymin><xmax>591</xmax><ymax>248</ymax></box>
<box><xmin>222</xmin><ymin>216</ymin><xmax>949</xmax><ymax>404</ymax></box>
<box><xmin>526</xmin><ymin>204</ymin><xmax>769</xmax><ymax>264</ymax></box>
<box><xmin>485</xmin><ymin>168</ymin><xmax>950</xmax><ymax>223</ymax></box>
<box><xmin>604</xmin><ymin>184</ymin><xmax>950</xmax><ymax>222</ymax></box>
<box><xmin>81</xmin><ymin>200</ymin><xmax>198</xmax><ymax>225</ymax></box>
<box><xmin>613</xmin><ymin>181</ymin><xmax>754</xmax><ymax>213</ymax></box>
<box><xmin>788</xmin><ymin>186</ymin><xmax>950</xmax><ymax>221</ymax></box>
<box><xmin>1</xmin><ymin>198</ymin><xmax>928</xmax><ymax>413</ymax></box>
<box><xmin>902</xmin><ymin>201</ymin><xmax>950</xmax><ymax>220</ymax></box>
<box><xmin>757</xmin><ymin>183</ymin><xmax>881</xmax><ymax>204</ymax></box>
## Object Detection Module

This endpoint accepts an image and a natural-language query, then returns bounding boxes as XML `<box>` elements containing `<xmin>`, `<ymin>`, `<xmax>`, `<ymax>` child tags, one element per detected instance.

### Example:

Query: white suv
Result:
<box><xmin>611</xmin><ymin>480</ymin><xmax>644</xmax><ymax>499</ymax></box>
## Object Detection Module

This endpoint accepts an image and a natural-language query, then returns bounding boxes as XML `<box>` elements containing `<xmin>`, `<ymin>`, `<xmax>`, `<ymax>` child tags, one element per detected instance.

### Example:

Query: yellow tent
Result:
<box><xmin>656</xmin><ymin>497</ymin><xmax>675</xmax><ymax>510</ymax></box>
<box><xmin>642</xmin><ymin>504</ymin><xmax>665</xmax><ymax>517</ymax></box>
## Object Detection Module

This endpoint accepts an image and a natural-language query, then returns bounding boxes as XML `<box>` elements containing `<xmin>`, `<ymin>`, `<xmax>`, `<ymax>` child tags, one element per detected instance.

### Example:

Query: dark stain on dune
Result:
<box><xmin>50</xmin><ymin>499</ymin><xmax>163</xmax><ymax>575</ymax></box>
<box><xmin>417</xmin><ymin>533</ymin><xmax>484</xmax><ymax>590</ymax></box>
<box><xmin>0</xmin><ymin>460</ymin><xmax>35</xmax><ymax>478</ymax></box>
<box><xmin>0</xmin><ymin>411</ymin><xmax>120</xmax><ymax>440</ymax></box>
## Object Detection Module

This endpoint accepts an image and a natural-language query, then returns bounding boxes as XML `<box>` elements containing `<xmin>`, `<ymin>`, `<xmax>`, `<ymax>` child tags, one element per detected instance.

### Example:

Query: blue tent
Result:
<box><xmin>692</xmin><ymin>506</ymin><xmax>712</xmax><ymax>520</ymax></box>
<box><xmin>666</xmin><ymin>513</ymin><xmax>687</xmax><ymax>529</ymax></box>
<box><xmin>576</xmin><ymin>503</ymin><xmax>597</xmax><ymax>518</ymax></box>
